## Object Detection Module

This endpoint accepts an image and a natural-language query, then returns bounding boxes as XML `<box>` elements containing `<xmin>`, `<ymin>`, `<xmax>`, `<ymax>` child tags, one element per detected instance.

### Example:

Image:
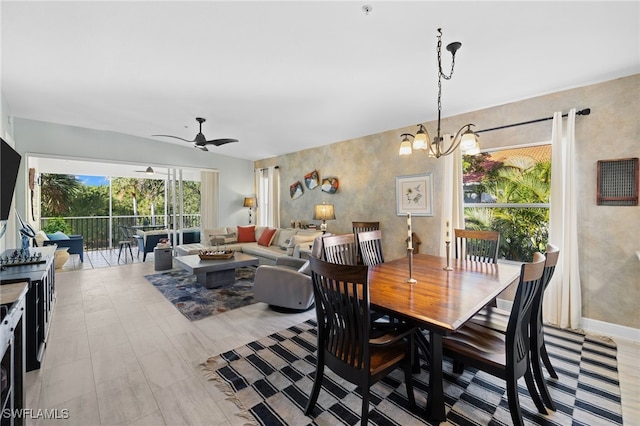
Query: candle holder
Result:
<box><xmin>406</xmin><ymin>248</ymin><xmax>417</xmax><ymax>284</ymax></box>
<box><xmin>443</xmin><ymin>240</ymin><xmax>454</xmax><ymax>271</ymax></box>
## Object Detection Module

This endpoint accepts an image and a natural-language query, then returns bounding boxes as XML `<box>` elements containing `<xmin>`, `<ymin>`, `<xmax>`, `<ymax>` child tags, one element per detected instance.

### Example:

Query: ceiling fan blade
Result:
<box><xmin>207</xmin><ymin>138</ymin><xmax>239</xmax><ymax>146</ymax></box>
<box><xmin>151</xmin><ymin>134</ymin><xmax>195</xmax><ymax>143</ymax></box>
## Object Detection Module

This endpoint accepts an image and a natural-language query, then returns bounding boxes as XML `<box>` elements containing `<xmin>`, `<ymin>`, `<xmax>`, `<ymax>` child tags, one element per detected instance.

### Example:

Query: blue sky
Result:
<box><xmin>77</xmin><ymin>175</ymin><xmax>109</xmax><ymax>186</ymax></box>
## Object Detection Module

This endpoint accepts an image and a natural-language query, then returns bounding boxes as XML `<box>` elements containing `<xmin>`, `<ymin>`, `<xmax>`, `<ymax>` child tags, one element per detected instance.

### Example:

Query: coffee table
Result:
<box><xmin>174</xmin><ymin>252</ymin><xmax>259</xmax><ymax>289</ymax></box>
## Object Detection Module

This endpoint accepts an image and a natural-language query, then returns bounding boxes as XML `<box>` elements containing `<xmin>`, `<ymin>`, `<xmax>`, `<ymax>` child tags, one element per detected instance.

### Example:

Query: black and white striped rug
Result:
<box><xmin>200</xmin><ymin>320</ymin><xmax>623</xmax><ymax>425</ymax></box>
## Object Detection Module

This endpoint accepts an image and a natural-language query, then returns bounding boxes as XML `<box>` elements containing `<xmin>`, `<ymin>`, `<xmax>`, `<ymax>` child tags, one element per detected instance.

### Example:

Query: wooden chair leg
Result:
<box><xmin>540</xmin><ymin>342</ymin><xmax>558</xmax><ymax>379</ymax></box>
<box><xmin>304</xmin><ymin>364</ymin><xmax>324</xmax><ymax>416</ymax></box>
<box><xmin>506</xmin><ymin>373</ymin><xmax>525</xmax><ymax>426</ymax></box>
<box><xmin>531</xmin><ymin>348</ymin><xmax>556</xmax><ymax>411</ymax></box>
<box><xmin>360</xmin><ymin>387</ymin><xmax>370</xmax><ymax>426</ymax></box>
<box><xmin>524</xmin><ymin>368</ymin><xmax>547</xmax><ymax>414</ymax></box>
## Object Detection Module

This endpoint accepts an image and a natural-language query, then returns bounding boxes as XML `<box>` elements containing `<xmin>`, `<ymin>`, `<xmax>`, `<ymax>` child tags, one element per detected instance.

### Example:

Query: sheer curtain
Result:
<box><xmin>545</xmin><ymin>109</ymin><xmax>582</xmax><ymax>329</ymax></box>
<box><xmin>440</xmin><ymin>146</ymin><xmax>465</xmax><ymax>256</ymax></box>
<box><xmin>200</xmin><ymin>170</ymin><xmax>219</xmax><ymax>230</ymax></box>
<box><xmin>255</xmin><ymin>167</ymin><xmax>280</xmax><ymax>227</ymax></box>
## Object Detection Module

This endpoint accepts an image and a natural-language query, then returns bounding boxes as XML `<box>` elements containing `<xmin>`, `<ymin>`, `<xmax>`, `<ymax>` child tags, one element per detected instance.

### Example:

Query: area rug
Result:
<box><xmin>200</xmin><ymin>320</ymin><xmax>623</xmax><ymax>425</ymax></box>
<box><xmin>145</xmin><ymin>267</ymin><xmax>256</xmax><ymax>321</ymax></box>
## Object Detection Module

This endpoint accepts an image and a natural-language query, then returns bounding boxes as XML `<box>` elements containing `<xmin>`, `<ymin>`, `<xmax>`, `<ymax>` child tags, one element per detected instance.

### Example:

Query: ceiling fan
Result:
<box><xmin>152</xmin><ymin>117</ymin><xmax>238</xmax><ymax>151</ymax></box>
<box><xmin>134</xmin><ymin>166</ymin><xmax>167</xmax><ymax>175</ymax></box>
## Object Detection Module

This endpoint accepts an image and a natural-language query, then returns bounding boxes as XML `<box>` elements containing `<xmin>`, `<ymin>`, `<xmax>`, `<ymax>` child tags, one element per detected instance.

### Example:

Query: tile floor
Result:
<box><xmin>24</xmin><ymin>254</ymin><xmax>640</xmax><ymax>425</ymax></box>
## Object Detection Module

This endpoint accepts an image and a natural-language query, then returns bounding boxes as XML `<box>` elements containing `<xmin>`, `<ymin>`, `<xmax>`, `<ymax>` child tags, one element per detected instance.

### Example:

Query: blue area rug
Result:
<box><xmin>144</xmin><ymin>267</ymin><xmax>256</xmax><ymax>321</ymax></box>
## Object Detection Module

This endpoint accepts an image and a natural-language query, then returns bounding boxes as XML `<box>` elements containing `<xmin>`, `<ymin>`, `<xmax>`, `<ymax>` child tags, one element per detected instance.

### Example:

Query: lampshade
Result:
<box><xmin>243</xmin><ymin>197</ymin><xmax>256</xmax><ymax>208</ymax></box>
<box><xmin>313</xmin><ymin>203</ymin><xmax>335</xmax><ymax>221</ymax></box>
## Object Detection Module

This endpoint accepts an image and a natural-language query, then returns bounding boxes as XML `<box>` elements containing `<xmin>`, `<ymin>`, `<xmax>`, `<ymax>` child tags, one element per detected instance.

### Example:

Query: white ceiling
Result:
<box><xmin>2</xmin><ymin>1</ymin><xmax>639</xmax><ymax>161</ymax></box>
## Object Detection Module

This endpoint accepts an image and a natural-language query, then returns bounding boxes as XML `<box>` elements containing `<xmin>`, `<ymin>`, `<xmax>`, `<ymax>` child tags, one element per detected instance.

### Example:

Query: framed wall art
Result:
<box><xmin>396</xmin><ymin>173</ymin><xmax>433</xmax><ymax>216</ymax></box>
<box><xmin>304</xmin><ymin>170</ymin><xmax>319</xmax><ymax>190</ymax></box>
<box><xmin>290</xmin><ymin>181</ymin><xmax>304</xmax><ymax>199</ymax></box>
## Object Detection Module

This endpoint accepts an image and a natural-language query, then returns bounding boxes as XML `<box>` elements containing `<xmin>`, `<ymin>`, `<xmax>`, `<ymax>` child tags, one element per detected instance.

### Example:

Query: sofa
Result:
<box><xmin>35</xmin><ymin>230</ymin><xmax>84</xmax><ymax>262</ymax></box>
<box><xmin>174</xmin><ymin>226</ymin><xmax>324</xmax><ymax>265</ymax></box>
<box><xmin>134</xmin><ymin>227</ymin><xmax>201</xmax><ymax>261</ymax></box>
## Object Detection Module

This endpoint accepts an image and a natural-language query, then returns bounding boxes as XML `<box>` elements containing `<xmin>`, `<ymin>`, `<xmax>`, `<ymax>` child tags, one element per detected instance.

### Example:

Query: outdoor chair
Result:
<box><xmin>442</xmin><ymin>252</ymin><xmax>548</xmax><ymax>426</ymax></box>
<box><xmin>117</xmin><ymin>225</ymin><xmax>134</xmax><ymax>263</ymax></box>
<box><xmin>305</xmin><ymin>256</ymin><xmax>417</xmax><ymax>425</ymax></box>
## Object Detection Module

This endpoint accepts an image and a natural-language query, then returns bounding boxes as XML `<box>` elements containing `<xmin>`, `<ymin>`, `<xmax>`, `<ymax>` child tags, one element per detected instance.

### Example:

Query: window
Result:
<box><xmin>463</xmin><ymin>143</ymin><xmax>551</xmax><ymax>261</ymax></box>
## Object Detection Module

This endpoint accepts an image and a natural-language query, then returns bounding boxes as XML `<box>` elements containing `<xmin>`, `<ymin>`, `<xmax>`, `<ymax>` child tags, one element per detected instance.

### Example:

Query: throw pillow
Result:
<box><xmin>237</xmin><ymin>225</ymin><xmax>256</xmax><ymax>243</ymax></box>
<box><xmin>257</xmin><ymin>227</ymin><xmax>277</xmax><ymax>247</ymax></box>
<box><xmin>47</xmin><ymin>231</ymin><xmax>70</xmax><ymax>241</ymax></box>
<box><xmin>34</xmin><ymin>230</ymin><xmax>49</xmax><ymax>247</ymax></box>
<box><xmin>286</xmin><ymin>234</ymin><xmax>317</xmax><ymax>256</ymax></box>
<box><xmin>274</xmin><ymin>228</ymin><xmax>297</xmax><ymax>248</ymax></box>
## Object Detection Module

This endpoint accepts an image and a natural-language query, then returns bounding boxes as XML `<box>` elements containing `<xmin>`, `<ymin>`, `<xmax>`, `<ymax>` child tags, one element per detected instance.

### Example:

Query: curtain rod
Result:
<box><xmin>475</xmin><ymin>108</ymin><xmax>590</xmax><ymax>134</ymax></box>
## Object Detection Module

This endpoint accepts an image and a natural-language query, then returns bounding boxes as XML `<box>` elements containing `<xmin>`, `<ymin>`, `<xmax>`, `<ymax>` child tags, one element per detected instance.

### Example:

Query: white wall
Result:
<box><xmin>11</xmin><ymin>118</ymin><xmax>254</xmax><ymax>230</ymax></box>
<box><xmin>1</xmin><ymin>91</ymin><xmax>18</xmax><ymax>251</ymax></box>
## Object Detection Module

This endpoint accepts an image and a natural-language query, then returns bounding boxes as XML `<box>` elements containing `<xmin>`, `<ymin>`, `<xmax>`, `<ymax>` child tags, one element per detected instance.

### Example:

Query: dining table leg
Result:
<box><xmin>426</xmin><ymin>332</ymin><xmax>446</xmax><ymax>422</ymax></box>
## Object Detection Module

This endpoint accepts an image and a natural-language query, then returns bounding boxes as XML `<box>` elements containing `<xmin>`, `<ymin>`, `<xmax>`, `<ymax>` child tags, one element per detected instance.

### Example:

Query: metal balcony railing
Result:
<box><xmin>40</xmin><ymin>214</ymin><xmax>201</xmax><ymax>251</ymax></box>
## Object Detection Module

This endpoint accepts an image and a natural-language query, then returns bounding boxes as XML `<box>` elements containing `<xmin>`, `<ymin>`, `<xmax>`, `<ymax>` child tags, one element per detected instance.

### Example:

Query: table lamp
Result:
<box><xmin>313</xmin><ymin>202</ymin><xmax>335</xmax><ymax>233</ymax></box>
<box><xmin>243</xmin><ymin>197</ymin><xmax>256</xmax><ymax>224</ymax></box>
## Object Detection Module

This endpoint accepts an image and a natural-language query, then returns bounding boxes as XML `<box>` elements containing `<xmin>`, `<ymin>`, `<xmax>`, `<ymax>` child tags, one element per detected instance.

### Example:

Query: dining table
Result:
<box><xmin>368</xmin><ymin>253</ymin><xmax>522</xmax><ymax>423</ymax></box>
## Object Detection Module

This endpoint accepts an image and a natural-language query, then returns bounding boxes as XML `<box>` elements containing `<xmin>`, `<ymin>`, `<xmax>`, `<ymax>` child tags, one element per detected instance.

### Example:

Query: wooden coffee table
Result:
<box><xmin>174</xmin><ymin>252</ymin><xmax>259</xmax><ymax>289</ymax></box>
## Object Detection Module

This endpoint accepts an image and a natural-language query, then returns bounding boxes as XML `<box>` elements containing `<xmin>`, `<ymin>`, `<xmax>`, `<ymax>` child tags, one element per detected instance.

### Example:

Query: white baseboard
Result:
<box><xmin>495</xmin><ymin>299</ymin><xmax>640</xmax><ymax>343</ymax></box>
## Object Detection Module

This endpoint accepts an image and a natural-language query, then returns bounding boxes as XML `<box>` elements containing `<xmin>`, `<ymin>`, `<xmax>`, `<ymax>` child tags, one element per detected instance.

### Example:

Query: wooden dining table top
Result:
<box><xmin>368</xmin><ymin>253</ymin><xmax>522</xmax><ymax>334</ymax></box>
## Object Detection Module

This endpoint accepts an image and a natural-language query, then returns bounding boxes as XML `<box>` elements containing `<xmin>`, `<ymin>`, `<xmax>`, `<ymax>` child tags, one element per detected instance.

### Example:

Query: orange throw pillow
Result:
<box><xmin>257</xmin><ymin>227</ymin><xmax>277</xmax><ymax>247</ymax></box>
<box><xmin>237</xmin><ymin>225</ymin><xmax>256</xmax><ymax>243</ymax></box>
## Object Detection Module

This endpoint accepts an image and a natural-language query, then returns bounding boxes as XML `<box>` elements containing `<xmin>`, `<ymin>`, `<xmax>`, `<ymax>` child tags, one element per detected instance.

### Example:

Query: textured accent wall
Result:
<box><xmin>255</xmin><ymin>74</ymin><xmax>640</xmax><ymax>329</ymax></box>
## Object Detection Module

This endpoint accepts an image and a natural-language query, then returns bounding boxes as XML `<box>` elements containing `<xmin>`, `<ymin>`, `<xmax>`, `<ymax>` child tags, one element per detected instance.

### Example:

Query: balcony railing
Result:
<box><xmin>40</xmin><ymin>214</ymin><xmax>201</xmax><ymax>251</ymax></box>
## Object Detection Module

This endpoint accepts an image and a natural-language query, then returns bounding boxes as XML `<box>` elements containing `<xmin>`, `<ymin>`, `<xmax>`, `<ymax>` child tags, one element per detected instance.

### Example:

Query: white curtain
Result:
<box><xmin>255</xmin><ymin>166</ymin><xmax>280</xmax><ymax>227</ymax></box>
<box><xmin>200</xmin><ymin>170</ymin><xmax>219</xmax><ymax>230</ymax></box>
<box><xmin>545</xmin><ymin>109</ymin><xmax>582</xmax><ymax>329</ymax></box>
<box><xmin>440</xmin><ymin>145</ymin><xmax>465</xmax><ymax>256</ymax></box>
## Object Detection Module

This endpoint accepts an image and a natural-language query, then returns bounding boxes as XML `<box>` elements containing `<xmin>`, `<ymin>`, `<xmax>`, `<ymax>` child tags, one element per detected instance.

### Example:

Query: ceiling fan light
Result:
<box><xmin>145</xmin><ymin>166</ymin><xmax>154</xmax><ymax>174</ymax></box>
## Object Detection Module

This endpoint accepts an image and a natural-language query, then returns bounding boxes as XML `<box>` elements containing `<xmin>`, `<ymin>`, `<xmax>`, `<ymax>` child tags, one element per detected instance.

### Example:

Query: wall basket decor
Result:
<box><xmin>304</xmin><ymin>170</ymin><xmax>319</xmax><ymax>190</ymax></box>
<box><xmin>290</xmin><ymin>181</ymin><xmax>304</xmax><ymax>199</ymax></box>
<box><xmin>321</xmin><ymin>177</ymin><xmax>339</xmax><ymax>194</ymax></box>
<box><xmin>597</xmin><ymin>157</ymin><xmax>638</xmax><ymax>206</ymax></box>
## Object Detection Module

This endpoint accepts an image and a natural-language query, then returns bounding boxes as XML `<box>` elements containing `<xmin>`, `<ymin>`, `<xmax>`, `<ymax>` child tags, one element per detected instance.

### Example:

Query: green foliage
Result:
<box><xmin>41</xmin><ymin>174</ymin><xmax>82</xmax><ymax>216</ymax></box>
<box><xmin>463</xmin><ymin>152</ymin><xmax>551</xmax><ymax>262</ymax></box>
<box><xmin>42</xmin><ymin>217</ymin><xmax>72</xmax><ymax>234</ymax></box>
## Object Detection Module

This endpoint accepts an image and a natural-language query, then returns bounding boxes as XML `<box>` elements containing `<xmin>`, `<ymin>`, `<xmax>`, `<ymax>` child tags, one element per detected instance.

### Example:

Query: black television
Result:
<box><xmin>1</xmin><ymin>137</ymin><xmax>22</xmax><ymax>221</ymax></box>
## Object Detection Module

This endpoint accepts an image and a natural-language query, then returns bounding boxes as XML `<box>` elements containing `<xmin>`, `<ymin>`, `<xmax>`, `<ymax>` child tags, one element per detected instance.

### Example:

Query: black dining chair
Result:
<box><xmin>305</xmin><ymin>256</ymin><xmax>417</xmax><ymax>425</ymax></box>
<box><xmin>117</xmin><ymin>225</ymin><xmax>134</xmax><ymax>263</ymax></box>
<box><xmin>454</xmin><ymin>229</ymin><xmax>500</xmax><ymax>263</ymax></box>
<box><xmin>357</xmin><ymin>229</ymin><xmax>384</xmax><ymax>266</ymax></box>
<box><xmin>470</xmin><ymin>244</ymin><xmax>561</xmax><ymax>411</ymax></box>
<box><xmin>443</xmin><ymin>252</ymin><xmax>548</xmax><ymax>426</ymax></box>
<box><xmin>322</xmin><ymin>233</ymin><xmax>358</xmax><ymax>266</ymax></box>
<box><xmin>352</xmin><ymin>221</ymin><xmax>380</xmax><ymax>264</ymax></box>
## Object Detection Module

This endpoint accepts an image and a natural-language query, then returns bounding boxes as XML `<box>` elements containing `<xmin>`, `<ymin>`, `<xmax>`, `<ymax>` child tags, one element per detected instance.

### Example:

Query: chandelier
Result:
<box><xmin>399</xmin><ymin>28</ymin><xmax>480</xmax><ymax>158</ymax></box>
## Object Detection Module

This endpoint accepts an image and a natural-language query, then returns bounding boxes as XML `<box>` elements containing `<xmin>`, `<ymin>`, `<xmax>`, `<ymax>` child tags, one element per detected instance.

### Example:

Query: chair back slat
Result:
<box><xmin>322</xmin><ymin>234</ymin><xmax>358</xmax><ymax>266</ymax></box>
<box><xmin>310</xmin><ymin>256</ymin><xmax>370</xmax><ymax>369</ymax></box>
<box><xmin>352</xmin><ymin>222</ymin><xmax>380</xmax><ymax>264</ymax></box>
<box><xmin>357</xmin><ymin>230</ymin><xmax>384</xmax><ymax>266</ymax></box>
<box><xmin>454</xmin><ymin>229</ymin><xmax>500</xmax><ymax>263</ymax></box>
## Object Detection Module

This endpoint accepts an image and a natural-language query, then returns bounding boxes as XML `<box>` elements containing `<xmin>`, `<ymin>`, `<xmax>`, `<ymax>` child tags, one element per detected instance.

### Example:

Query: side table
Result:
<box><xmin>154</xmin><ymin>247</ymin><xmax>173</xmax><ymax>271</ymax></box>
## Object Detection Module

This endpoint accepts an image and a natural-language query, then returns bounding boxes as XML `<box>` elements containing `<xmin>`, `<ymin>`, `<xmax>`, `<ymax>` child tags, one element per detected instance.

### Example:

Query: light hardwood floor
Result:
<box><xmin>24</xmin><ymin>260</ymin><xmax>640</xmax><ymax>425</ymax></box>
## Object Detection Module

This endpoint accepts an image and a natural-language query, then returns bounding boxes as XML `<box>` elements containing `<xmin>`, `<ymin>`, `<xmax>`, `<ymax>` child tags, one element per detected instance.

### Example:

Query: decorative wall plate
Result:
<box><xmin>304</xmin><ymin>170</ymin><xmax>319</xmax><ymax>190</ymax></box>
<box><xmin>290</xmin><ymin>181</ymin><xmax>304</xmax><ymax>199</ymax></box>
<box><xmin>321</xmin><ymin>177</ymin><xmax>339</xmax><ymax>194</ymax></box>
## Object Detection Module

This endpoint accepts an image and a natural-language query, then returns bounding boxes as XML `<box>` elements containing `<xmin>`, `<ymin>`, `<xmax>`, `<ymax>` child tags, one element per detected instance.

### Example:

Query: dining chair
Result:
<box><xmin>469</xmin><ymin>244</ymin><xmax>561</xmax><ymax>411</ymax></box>
<box><xmin>454</xmin><ymin>229</ymin><xmax>500</xmax><ymax>263</ymax></box>
<box><xmin>352</xmin><ymin>221</ymin><xmax>380</xmax><ymax>264</ymax></box>
<box><xmin>357</xmin><ymin>229</ymin><xmax>384</xmax><ymax>266</ymax></box>
<box><xmin>305</xmin><ymin>256</ymin><xmax>417</xmax><ymax>425</ymax></box>
<box><xmin>442</xmin><ymin>252</ymin><xmax>547</xmax><ymax>426</ymax></box>
<box><xmin>322</xmin><ymin>233</ymin><xmax>358</xmax><ymax>266</ymax></box>
<box><xmin>117</xmin><ymin>225</ymin><xmax>134</xmax><ymax>263</ymax></box>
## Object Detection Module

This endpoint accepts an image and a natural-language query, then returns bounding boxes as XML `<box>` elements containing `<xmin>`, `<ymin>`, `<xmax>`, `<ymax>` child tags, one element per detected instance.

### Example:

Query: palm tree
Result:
<box><xmin>40</xmin><ymin>173</ymin><xmax>81</xmax><ymax>216</ymax></box>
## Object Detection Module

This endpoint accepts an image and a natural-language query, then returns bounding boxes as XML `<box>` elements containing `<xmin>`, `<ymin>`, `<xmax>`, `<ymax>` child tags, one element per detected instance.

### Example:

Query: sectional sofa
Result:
<box><xmin>174</xmin><ymin>225</ymin><xmax>323</xmax><ymax>265</ymax></box>
<box><xmin>134</xmin><ymin>227</ymin><xmax>201</xmax><ymax>261</ymax></box>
